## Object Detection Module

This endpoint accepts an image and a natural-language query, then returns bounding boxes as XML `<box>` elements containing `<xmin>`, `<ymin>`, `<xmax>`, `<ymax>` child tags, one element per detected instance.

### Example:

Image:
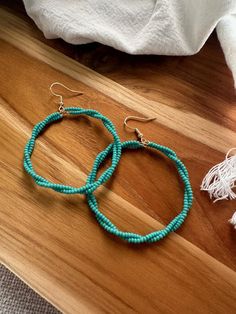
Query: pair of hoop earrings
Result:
<box><xmin>24</xmin><ymin>82</ymin><xmax>193</xmax><ymax>244</ymax></box>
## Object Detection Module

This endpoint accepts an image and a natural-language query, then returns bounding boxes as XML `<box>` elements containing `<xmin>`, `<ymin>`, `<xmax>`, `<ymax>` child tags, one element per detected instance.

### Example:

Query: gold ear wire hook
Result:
<box><xmin>124</xmin><ymin>115</ymin><xmax>156</xmax><ymax>145</ymax></box>
<box><xmin>49</xmin><ymin>82</ymin><xmax>83</xmax><ymax>114</ymax></box>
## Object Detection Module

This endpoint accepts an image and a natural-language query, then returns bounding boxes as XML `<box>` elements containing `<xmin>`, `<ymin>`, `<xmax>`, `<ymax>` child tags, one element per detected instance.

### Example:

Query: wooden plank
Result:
<box><xmin>1</xmin><ymin>38</ymin><xmax>236</xmax><ymax>270</ymax></box>
<box><xmin>1</xmin><ymin>94</ymin><xmax>236</xmax><ymax>313</ymax></box>
<box><xmin>0</xmin><ymin>19</ymin><xmax>236</xmax><ymax>271</ymax></box>
<box><xmin>0</xmin><ymin>6</ymin><xmax>236</xmax><ymax>313</ymax></box>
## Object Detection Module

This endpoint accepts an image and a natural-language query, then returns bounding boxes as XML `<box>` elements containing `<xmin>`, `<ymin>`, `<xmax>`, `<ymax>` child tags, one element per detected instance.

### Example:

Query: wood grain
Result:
<box><xmin>0</xmin><ymin>5</ymin><xmax>236</xmax><ymax>313</ymax></box>
<box><xmin>1</xmin><ymin>92</ymin><xmax>236</xmax><ymax>313</ymax></box>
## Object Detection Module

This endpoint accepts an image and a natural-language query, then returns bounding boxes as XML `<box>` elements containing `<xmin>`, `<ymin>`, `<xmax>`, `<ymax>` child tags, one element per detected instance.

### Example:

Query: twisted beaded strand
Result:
<box><xmin>24</xmin><ymin>108</ymin><xmax>122</xmax><ymax>194</ymax></box>
<box><xmin>86</xmin><ymin>140</ymin><xmax>193</xmax><ymax>243</ymax></box>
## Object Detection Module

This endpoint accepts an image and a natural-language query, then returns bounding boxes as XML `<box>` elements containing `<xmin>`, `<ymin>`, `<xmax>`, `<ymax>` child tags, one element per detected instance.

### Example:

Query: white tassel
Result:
<box><xmin>201</xmin><ymin>148</ymin><xmax>236</xmax><ymax>202</ymax></box>
<box><xmin>201</xmin><ymin>148</ymin><xmax>236</xmax><ymax>228</ymax></box>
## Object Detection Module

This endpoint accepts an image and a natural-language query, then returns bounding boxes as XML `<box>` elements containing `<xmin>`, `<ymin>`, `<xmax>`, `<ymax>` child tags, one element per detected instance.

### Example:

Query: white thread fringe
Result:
<box><xmin>201</xmin><ymin>148</ymin><xmax>236</xmax><ymax>202</ymax></box>
<box><xmin>201</xmin><ymin>148</ymin><xmax>236</xmax><ymax>229</ymax></box>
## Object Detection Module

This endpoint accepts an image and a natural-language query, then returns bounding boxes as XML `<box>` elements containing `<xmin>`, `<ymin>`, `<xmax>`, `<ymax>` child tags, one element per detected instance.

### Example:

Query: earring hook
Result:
<box><xmin>124</xmin><ymin>115</ymin><xmax>156</xmax><ymax>145</ymax></box>
<box><xmin>49</xmin><ymin>82</ymin><xmax>83</xmax><ymax>113</ymax></box>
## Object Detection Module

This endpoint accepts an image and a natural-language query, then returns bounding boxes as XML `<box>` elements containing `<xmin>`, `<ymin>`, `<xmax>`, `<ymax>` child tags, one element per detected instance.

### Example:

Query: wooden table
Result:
<box><xmin>1</xmin><ymin>3</ymin><xmax>236</xmax><ymax>313</ymax></box>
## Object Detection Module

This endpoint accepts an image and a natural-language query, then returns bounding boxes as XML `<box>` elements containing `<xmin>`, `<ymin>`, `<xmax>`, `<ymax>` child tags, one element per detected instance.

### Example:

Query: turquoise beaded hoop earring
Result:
<box><xmin>86</xmin><ymin>116</ymin><xmax>193</xmax><ymax>243</ymax></box>
<box><xmin>24</xmin><ymin>82</ymin><xmax>121</xmax><ymax>194</ymax></box>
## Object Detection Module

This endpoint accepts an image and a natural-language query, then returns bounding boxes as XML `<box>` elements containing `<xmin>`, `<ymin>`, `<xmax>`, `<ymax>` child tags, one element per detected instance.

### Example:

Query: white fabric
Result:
<box><xmin>217</xmin><ymin>14</ymin><xmax>236</xmax><ymax>87</ymax></box>
<box><xmin>23</xmin><ymin>0</ymin><xmax>236</xmax><ymax>86</ymax></box>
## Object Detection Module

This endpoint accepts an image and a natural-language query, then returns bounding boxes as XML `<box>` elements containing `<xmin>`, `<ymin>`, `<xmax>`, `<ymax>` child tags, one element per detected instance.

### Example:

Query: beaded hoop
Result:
<box><xmin>86</xmin><ymin>140</ymin><xmax>193</xmax><ymax>243</ymax></box>
<box><xmin>24</xmin><ymin>107</ymin><xmax>121</xmax><ymax>194</ymax></box>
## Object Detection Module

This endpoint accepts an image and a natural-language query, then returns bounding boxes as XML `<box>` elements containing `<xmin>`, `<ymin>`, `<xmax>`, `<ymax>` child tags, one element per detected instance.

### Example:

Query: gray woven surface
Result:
<box><xmin>0</xmin><ymin>264</ymin><xmax>61</xmax><ymax>314</ymax></box>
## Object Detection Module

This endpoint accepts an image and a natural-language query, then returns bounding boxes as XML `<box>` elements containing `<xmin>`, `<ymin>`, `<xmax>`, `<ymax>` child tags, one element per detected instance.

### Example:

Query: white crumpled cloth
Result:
<box><xmin>23</xmin><ymin>0</ymin><xmax>236</xmax><ymax>86</ymax></box>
